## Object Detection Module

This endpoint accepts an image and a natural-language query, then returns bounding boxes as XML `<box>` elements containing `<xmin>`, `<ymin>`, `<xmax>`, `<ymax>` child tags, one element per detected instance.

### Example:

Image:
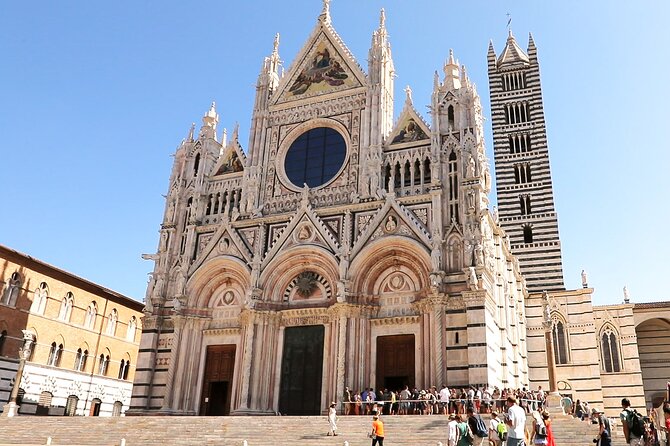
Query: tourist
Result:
<box><xmin>354</xmin><ymin>390</ymin><xmax>362</xmax><ymax>415</ymax></box>
<box><xmin>489</xmin><ymin>411</ymin><xmax>504</xmax><ymax>446</ymax></box>
<box><xmin>343</xmin><ymin>386</ymin><xmax>352</xmax><ymax>415</ymax></box>
<box><xmin>620</xmin><ymin>398</ymin><xmax>644</xmax><ymax>445</ymax></box>
<box><xmin>530</xmin><ymin>410</ymin><xmax>547</xmax><ymax>445</ymax></box>
<box><xmin>455</xmin><ymin>414</ymin><xmax>472</xmax><ymax>446</ymax></box>
<box><xmin>447</xmin><ymin>413</ymin><xmax>458</xmax><ymax>446</ymax></box>
<box><xmin>506</xmin><ymin>395</ymin><xmax>527</xmax><ymax>446</ymax></box>
<box><xmin>661</xmin><ymin>404</ymin><xmax>670</xmax><ymax>446</ymax></box>
<box><xmin>399</xmin><ymin>385</ymin><xmax>411</xmax><ymax>415</ymax></box>
<box><xmin>440</xmin><ymin>384</ymin><xmax>451</xmax><ymax>415</ymax></box>
<box><xmin>560</xmin><ymin>393</ymin><xmax>573</xmax><ymax>415</ymax></box>
<box><xmin>327</xmin><ymin>402</ymin><xmax>338</xmax><ymax>436</ymax></box>
<box><xmin>466</xmin><ymin>406</ymin><xmax>488</xmax><ymax>445</ymax></box>
<box><xmin>593</xmin><ymin>408</ymin><xmax>611</xmax><ymax>446</ymax></box>
<box><xmin>369</xmin><ymin>413</ymin><xmax>385</xmax><ymax>446</ymax></box>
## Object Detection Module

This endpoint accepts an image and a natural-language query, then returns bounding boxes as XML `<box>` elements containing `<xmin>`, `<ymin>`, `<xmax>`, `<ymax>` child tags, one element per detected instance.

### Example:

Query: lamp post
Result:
<box><xmin>2</xmin><ymin>330</ymin><xmax>36</xmax><ymax>417</ymax></box>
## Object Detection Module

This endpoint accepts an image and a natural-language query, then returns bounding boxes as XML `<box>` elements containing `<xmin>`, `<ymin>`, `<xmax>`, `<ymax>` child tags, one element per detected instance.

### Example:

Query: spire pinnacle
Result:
<box><xmin>187</xmin><ymin>123</ymin><xmax>195</xmax><ymax>142</ymax></box>
<box><xmin>379</xmin><ymin>8</ymin><xmax>386</xmax><ymax>29</ymax></box>
<box><xmin>319</xmin><ymin>0</ymin><xmax>331</xmax><ymax>24</ymax></box>
<box><xmin>448</xmin><ymin>48</ymin><xmax>456</xmax><ymax>65</ymax></box>
<box><xmin>273</xmin><ymin>33</ymin><xmax>280</xmax><ymax>56</ymax></box>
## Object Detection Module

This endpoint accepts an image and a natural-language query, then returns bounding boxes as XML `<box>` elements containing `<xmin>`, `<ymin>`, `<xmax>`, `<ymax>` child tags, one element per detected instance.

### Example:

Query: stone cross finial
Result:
<box><xmin>404</xmin><ymin>85</ymin><xmax>412</xmax><ymax>104</ymax></box>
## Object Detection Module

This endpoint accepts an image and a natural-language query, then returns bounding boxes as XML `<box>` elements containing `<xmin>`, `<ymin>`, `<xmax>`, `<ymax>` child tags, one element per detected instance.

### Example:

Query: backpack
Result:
<box><xmin>627</xmin><ymin>408</ymin><xmax>645</xmax><ymax>438</ymax></box>
<box><xmin>496</xmin><ymin>420</ymin><xmax>508</xmax><ymax>441</ymax></box>
<box><xmin>474</xmin><ymin>415</ymin><xmax>488</xmax><ymax>437</ymax></box>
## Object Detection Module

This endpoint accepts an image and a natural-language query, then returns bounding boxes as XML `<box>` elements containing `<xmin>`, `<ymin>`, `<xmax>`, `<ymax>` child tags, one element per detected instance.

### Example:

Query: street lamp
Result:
<box><xmin>2</xmin><ymin>330</ymin><xmax>36</xmax><ymax>417</ymax></box>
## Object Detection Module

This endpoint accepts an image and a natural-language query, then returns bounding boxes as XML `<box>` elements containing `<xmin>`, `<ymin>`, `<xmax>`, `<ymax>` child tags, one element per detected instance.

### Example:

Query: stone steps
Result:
<box><xmin>0</xmin><ymin>413</ymin><xmax>625</xmax><ymax>446</ymax></box>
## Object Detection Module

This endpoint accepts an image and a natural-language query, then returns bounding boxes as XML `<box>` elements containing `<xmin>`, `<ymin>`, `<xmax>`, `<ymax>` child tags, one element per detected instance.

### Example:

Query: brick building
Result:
<box><xmin>0</xmin><ymin>244</ymin><xmax>143</xmax><ymax>416</ymax></box>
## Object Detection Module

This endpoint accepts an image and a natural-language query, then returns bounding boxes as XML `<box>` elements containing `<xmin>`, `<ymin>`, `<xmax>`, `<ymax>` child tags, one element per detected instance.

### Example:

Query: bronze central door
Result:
<box><xmin>200</xmin><ymin>344</ymin><xmax>236</xmax><ymax>415</ymax></box>
<box><xmin>279</xmin><ymin>325</ymin><xmax>325</xmax><ymax>415</ymax></box>
<box><xmin>376</xmin><ymin>334</ymin><xmax>415</xmax><ymax>390</ymax></box>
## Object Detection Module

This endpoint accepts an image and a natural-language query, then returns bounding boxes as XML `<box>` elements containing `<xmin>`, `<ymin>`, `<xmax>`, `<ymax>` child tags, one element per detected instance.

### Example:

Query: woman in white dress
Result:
<box><xmin>327</xmin><ymin>402</ymin><xmax>338</xmax><ymax>436</ymax></box>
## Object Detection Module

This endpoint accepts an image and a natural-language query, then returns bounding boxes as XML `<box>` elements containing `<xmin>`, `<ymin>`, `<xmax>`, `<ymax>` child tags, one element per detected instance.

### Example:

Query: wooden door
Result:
<box><xmin>376</xmin><ymin>334</ymin><xmax>415</xmax><ymax>391</ymax></box>
<box><xmin>200</xmin><ymin>344</ymin><xmax>236</xmax><ymax>415</ymax></box>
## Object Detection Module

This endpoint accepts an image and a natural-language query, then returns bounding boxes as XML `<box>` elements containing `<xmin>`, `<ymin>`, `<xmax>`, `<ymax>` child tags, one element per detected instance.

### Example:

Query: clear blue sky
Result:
<box><xmin>1</xmin><ymin>1</ymin><xmax>668</xmax><ymax>306</ymax></box>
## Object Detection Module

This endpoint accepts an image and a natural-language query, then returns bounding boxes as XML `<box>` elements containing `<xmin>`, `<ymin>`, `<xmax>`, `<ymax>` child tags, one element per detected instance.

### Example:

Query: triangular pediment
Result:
<box><xmin>273</xmin><ymin>23</ymin><xmax>366</xmax><ymax>105</ymax></box>
<box><xmin>386</xmin><ymin>99</ymin><xmax>430</xmax><ymax>149</ymax></box>
<box><xmin>212</xmin><ymin>140</ymin><xmax>246</xmax><ymax>176</ymax></box>
<box><xmin>262</xmin><ymin>205</ymin><xmax>340</xmax><ymax>268</ymax></box>
<box><xmin>189</xmin><ymin>223</ymin><xmax>253</xmax><ymax>274</ymax></box>
<box><xmin>351</xmin><ymin>195</ymin><xmax>432</xmax><ymax>258</ymax></box>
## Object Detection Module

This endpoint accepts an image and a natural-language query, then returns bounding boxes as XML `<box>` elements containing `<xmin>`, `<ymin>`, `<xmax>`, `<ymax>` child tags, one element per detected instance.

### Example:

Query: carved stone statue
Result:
<box><xmin>384</xmin><ymin>215</ymin><xmax>397</xmax><ymax>232</ymax></box>
<box><xmin>623</xmin><ymin>286</ymin><xmax>630</xmax><ymax>303</ymax></box>
<box><xmin>467</xmin><ymin>155</ymin><xmax>476</xmax><ymax>177</ymax></box>
<box><xmin>474</xmin><ymin>243</ymin><xmax>484</xmax><ymax>266</ymax></box>
<box><xmin>468</xmin><ymin>267</ymin><xmax>478</xmax><ymax>290</ymax></box>
<box><xmin>543</xmin><ymin>291</ymin><xmax>551</xmax><ymax>323</ymax></box>
<box><xmin>581</xmin><ymin>270</ymin><xmax>588</xmax><ymax>288</ymax></box>
<box><xmin>166</xmin><ymin>200</ymin><xmax>176</xmax><ymax>222</ymax></box>
<box><xmin>175</xmin><ymin>272</ymin><xmax>186</xmax><ymax>297</ymax></box>
<box><xmin>171</xmin><ymin>296</ymin><xmax>182</xmax><ymax>314</ymax></box>
<box><xmin>492</xmin><ymin>206</ymin><xmax>499</xmax><ymax>224</ymax></box>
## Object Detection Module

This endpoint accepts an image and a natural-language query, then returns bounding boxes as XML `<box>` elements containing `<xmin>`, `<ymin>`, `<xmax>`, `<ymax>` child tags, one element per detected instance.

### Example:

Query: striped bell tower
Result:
<box><xmin>487</xmin><ymin>31</ymin><xmax>565</xmax><ymax>293</ymax></box>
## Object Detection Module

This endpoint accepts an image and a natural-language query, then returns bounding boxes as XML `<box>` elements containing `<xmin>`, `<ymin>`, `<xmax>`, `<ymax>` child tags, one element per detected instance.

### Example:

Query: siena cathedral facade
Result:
<box><xmin>130</xmin><ymin>3</ymin><xmax>669</xmax><ymax>417</ymax></box>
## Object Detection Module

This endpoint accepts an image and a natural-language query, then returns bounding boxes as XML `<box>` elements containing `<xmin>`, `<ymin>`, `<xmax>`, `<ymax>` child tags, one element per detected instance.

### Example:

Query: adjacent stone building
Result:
<box><xmin>130</xmin><ymin>3</ymin><xmax>669</xmax><ymax>418</ymax></box>
<box><xmin>0</xmin><ymin>244</ymin><xmax>143</xmax><ymax>416</ymax></box>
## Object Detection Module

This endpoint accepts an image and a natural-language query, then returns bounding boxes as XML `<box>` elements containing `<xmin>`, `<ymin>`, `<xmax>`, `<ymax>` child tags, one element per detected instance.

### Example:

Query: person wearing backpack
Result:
<box><xmin>621</xmin><ymin>398</ymin><xmax>644</xmax><ymax>445</ymax></box>
<box><xmin>467</xmin><ymin>407</ymin><xmax>489</xmax><ymax>445</ymax></box>
<box><xmin>531</xmin><ymin>410</ymin><xmax>548</xmax><ymax>445</ymax></box>
<box><xmin>456</xmin><ymin>414</ymin><xmax>474</xmax><ymax>446</ymax></box>
<box><xmin>488</xmin><ymin>411</ymin><xmax>505</xmax><ymax>446</ymax></box>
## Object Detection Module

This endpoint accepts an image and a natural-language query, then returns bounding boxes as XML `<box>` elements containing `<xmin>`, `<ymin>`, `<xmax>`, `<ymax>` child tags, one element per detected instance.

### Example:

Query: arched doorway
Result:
<box><xmin>635</xmin><ymin>318</ymin><xmax>670</xmax><ymax>408</ymax></box>
<box><xmin>278</xmin><ymin>325</ymin><xmax>325</xmax><ymax>415</ymax></box>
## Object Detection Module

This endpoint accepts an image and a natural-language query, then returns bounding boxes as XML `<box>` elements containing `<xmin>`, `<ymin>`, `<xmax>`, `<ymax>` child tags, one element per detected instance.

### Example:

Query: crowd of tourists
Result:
<box><xmin>341</xmin><ymin>385</ymin><xmax>547</xmax><ymax>417</ymax></box>
<box><xmin>330</xmin><ymin>386</ymin><xmax>670</xmax><ymax>446</ymax></box>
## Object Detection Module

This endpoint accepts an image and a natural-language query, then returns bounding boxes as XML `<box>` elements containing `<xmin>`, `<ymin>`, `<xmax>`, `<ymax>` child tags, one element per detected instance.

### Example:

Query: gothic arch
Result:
<box><xmin>550</xmin><ymin>311</ymin><xmax>570</xmax><ymax>364</ymax></box>
<box><xmin>599</xmin><ymin>322</ymin><xmax>622</xmax><ymax>373</ymax></box>
<box><xmin>445</xmin><ymin>233</ymin><xmax>464</xmax><ymax>272</ymax></box>
<box><xmin>189</xmin><ymin>256</ymin><xmax>251</xmax><ymax>309</ymax></box>
<box><xmin>260</xmin><ymin>246</ymin><xmax>338</xmax><ymax>303</ymax></box>
<box><xmin>350</xmin><ymin>236</ymin><xmax>431</xmax><ymax>296</ymax></box>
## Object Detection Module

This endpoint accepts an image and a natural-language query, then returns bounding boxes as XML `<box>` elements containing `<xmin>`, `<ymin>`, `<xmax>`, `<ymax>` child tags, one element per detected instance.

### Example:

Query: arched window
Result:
<box><xmin>523</xmin><ymin>225</ymin><xmax>533</xmax><ymax>244</ymax></box>
<box><xmin>2</xmin><ymin>272</ymin><xmax>21</xmax><ymax>306</ymax></box>
<box><xmin>448</xmin><ymin>152</ymin><xmax>459</xmax><ymax>224</ymax></box>
<box><xmin>447</xmin><ymin>105</ymin><xmax>455</xmax><ymax>129</ymax></box>
<box><xmin>58</xmin><ymin>292</ymin><xmax>74</xmax><ymax>322</ymax></box>
<box><xmin>520</xmin><ymin>195</ymin><xmax>532</xmax><ymax>215</ymax></box>
<box><xmin>47</xmin><ymin>342</ymin><xmax>63</xmax><ymax>367</ymax></box>
<box><xmin>118</xmin><ymin>358</ymin><xmax>130</xmax><ymax>380</ymax></box>
<box><xmin>123</xmin><ymin>359</ymin><xmax>130</xmax><ymax>380</ymax></box>
<box><xmin>31</xmin><ymin>282</ymin><xmax>48</xmax><ymax>315</ymax></box>
<box><xmin>106</xmin><ymin>309</ymin><xmax>118</xmax><ymax>336</ymax></box>
<box><xmin>84</xmin><ymin>302</ymin><xmax>97</xmax><ymax>329</ymax></box>
<box><xmin>90</xmin><ymin>398</ymin><xmax>102</xmax><ymax>416</ymax></box>
<box><xmin>601</xmin><ymin>325</ymin><xmax>622</xmax><ymax>373</ymax></box>
<box><xmin>98</xmin><ymin>353</ymin><xmax>110</xmax><ymax>376</ymax></box>
<box><xmin>551</xmin><ymin>317</ymin><xmax>569</xmax><ymax>364</ymax></box>
<box><xmin>403</xmin><ymin>160</ymin><xmax>411</xmax><ymax>187</ymax></box>
<box><xmin>74</xmin><ymin>348</ymin><xmax>88</xmax><ymax>372</ymax></box>
<box><xmin>126</xmin><ymin>317</ymin><xmax>137</xmax><ymax>342</ymax></box>
<box><xmin>37</xmin><ymin>391</ymin><xmax>53</xmax><ymax>415</ymax></box>
<box><xmin>0</xmin><ymin>330</ymin><xmax>6</xmax><ymax>356</ymax></box>
<box><xmin>65</xmin><ymin>395</ymin><xmax>79</xmax><ymax>416</ymax></box>
<box><xmin>193</xmin><ymin>153</ymin><xmax>201</xmax><ymax>177</ymax></box>
<box><xmin>112</xmin><ymin>401</ymin><xmax>123</xmax><ymax>417</ymax></box>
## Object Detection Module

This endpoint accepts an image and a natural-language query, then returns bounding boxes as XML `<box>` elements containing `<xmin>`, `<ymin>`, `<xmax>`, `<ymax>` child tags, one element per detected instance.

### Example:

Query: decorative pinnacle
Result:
<box><xmin>273</xmin><ymin>33</ymin><xmax>280</xmax><ymax>55</ymax></box>
<box><xmin>319</xmin><ymin>0</ymin><xmax>331</xmax><ymax>24</ymax></box>
<box><xmin>379</xmin><ymin>8</ymin><xmax>386</xmax><ymax>28</ymax></box>
<box><xmin>448</xmin><ymin>49</ymin><xmax>456</xmax><ymax>65</ymax></box>
<box><xmin>404</xmin><ymin>85</ymin><xmax>412</xmax><ymax>104</ymax></box>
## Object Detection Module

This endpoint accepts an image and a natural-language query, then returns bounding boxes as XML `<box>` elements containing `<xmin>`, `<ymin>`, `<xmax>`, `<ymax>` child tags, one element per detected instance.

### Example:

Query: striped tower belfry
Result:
<box><xmin>487</xmin><ymin>31</ymin><xmax>565</xmax><ymax>293</ymax></box>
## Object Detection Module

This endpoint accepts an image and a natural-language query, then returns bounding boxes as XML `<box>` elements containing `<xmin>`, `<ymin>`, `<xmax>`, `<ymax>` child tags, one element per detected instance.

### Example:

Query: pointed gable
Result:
<box><xmin>212</xmin><ymin>134</ymin><xmax>246</xmax><ymax>177</ymax></box>
<box><xmin>272</xmin><ymin>19</ymin><xmax>366</xmax><ymax>105</ymax></box>
<box><xmin>386</xmin><ymin>87</ymin><xmax>430</xmax><ymax>149</ymax></box>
